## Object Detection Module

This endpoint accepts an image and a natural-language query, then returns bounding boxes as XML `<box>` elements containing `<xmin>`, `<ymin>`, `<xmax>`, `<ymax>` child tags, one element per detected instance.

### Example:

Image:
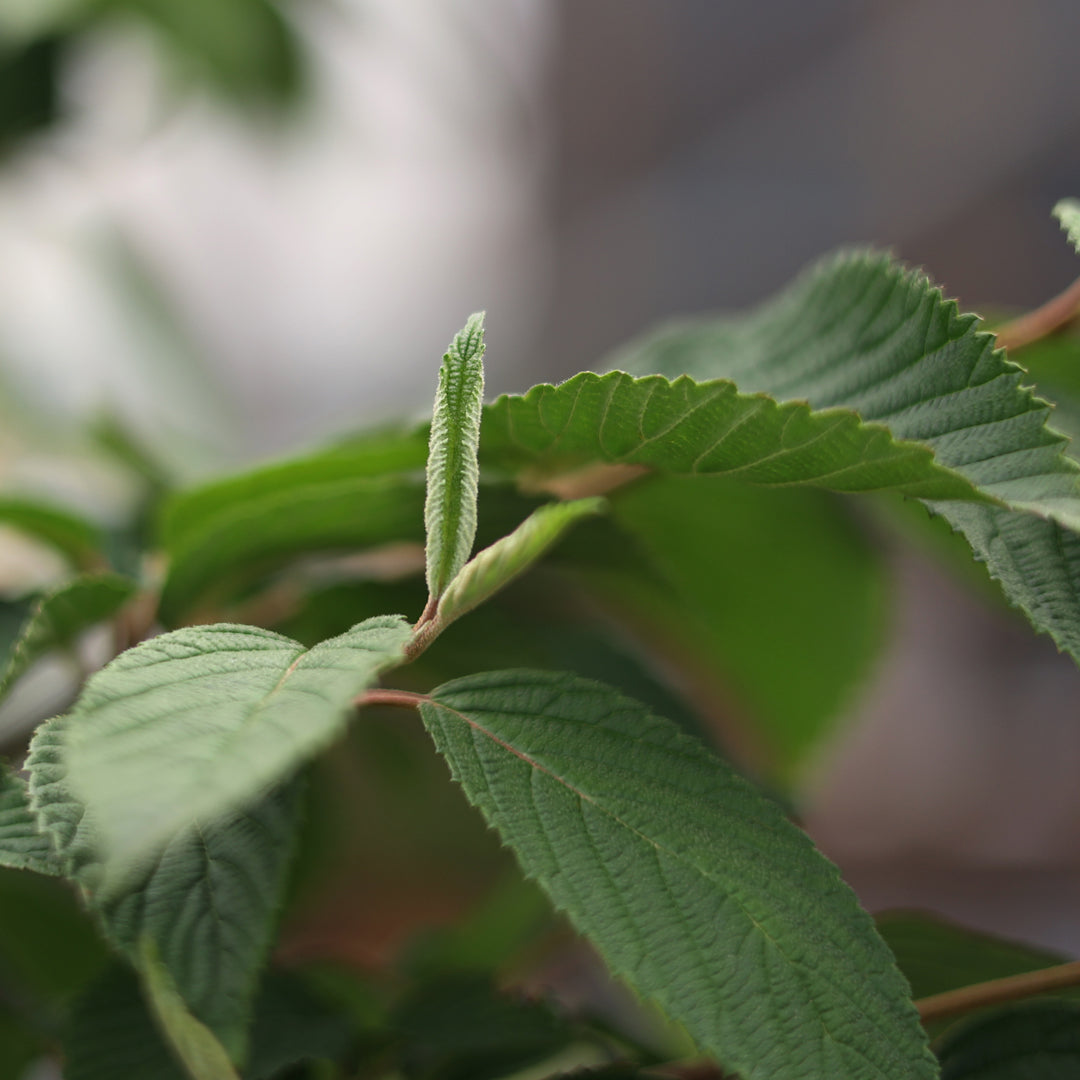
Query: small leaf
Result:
<box><xmin>0</xmin><ymin>495</ymin><xmax>104</xmax><ymax>570</ymax></box>
<box><xmin>29</xmin><ymin>715</ymin><xmax>301</xmax><ymax>1059</ymax></box>
<box><xmin>437</xmin><ymin>498</ymin><xmax>606</xmax><ymax>628</ymax></box>
<box><xmin>419</xmin><ymin>670</ymin><xmax>935</xmax><ymax>1080</ymax></box>
<box><xmin>0</xmin><ymin>764</ymin><xmax>59</xmax><ymax>875</ymax></box>
<box><xmin>425</xmin><ymin>313</ymin><xmax>487</xmax><ymax>604</ymax></box>
<box><xmin>57</xmin><ymin>615</ymin><xmax>411</xmax><ymax>877</ymax></box>
<box><xmin>1054</xmin><ymin>198</ymin><xmax>1080</xmax><ymax>255</ymax></box>
<box><xmin>140</xmin><ymin>938</ymin><xmax>241</xmax><ymax>1080</ymax></box>
<box><xmin>0</xmin><ymin>572</ymin><xmax>137</xmax><ymax>704</ymax></box>
<box><xmin>935</xmin><ymin>1001</ymin><xmax>1080</xmax><ymax>1079</ymax></box>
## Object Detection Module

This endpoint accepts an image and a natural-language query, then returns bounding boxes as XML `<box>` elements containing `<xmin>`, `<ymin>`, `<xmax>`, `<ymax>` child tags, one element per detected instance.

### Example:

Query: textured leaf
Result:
<box><xmin>419</xmin><ymin>670</ymin><xmax>935</xmax><ymax>1080</ymax></box>
<box><xmin>29</xmin><ymin>715</ymin><xmax>300</xmax><ymax>1059</ymax></box>
<box><xmin>437</xmin><ymin>498</ymin><xmax>606</xmax><ymax>628</ymax></box>
<box><xmin>602</xmin><ymin>250</ymin><xmax>1080</xmax><ymax>662</ymax></box>
<box><xmin>0</xmin><ymin>495</ymin><xmax>104</xmax><ymax>569</ymax></box>
<box><xmin>0</xmin><ymin>764</ymin><xmax>59</xmax><ymax>875</ymax></box>
<box><xmin>935</xmin><ymin>1001</ymin><xmax>1080</xmax><ymax>1079</ymax></box>
<box><xmin>140</xmin><ymin>938</ymin><xmax>240</xmax><ymax>1080</ymax></box>
<box><xmin>0</xmin><ymin>572</ymin><xmax>136</xmax><ymax>704</ymax></box>
<box><xmin>877</xmin><ymin>912</ymin><xmax>1066</xmax><ymax>1002</ymax></box>
<box><xmin>425</xmin><ymin>313</ymin><xmax>487</xmax><ymax>602</ymax></box>
<box><xmin>1054</xmin><ymin>198</ymin><xmax>1080</xmax><ymax>254</ymax></box>
<box><xmin>58</xmin><ymin>616</ymin><xmax>411</xmax><ymax>876</ymax></box>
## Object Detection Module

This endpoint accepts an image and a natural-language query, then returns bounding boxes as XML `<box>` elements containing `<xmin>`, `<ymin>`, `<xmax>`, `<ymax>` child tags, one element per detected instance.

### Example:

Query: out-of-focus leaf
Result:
<box><xmin>602</xmin><ymin>475</ymin><xmax>887</xmax><ymax>780</ymax></box>
<box><xmin>0</xmin><ymin>496</ymin><xmax>104</xmax><ymax>570</ymax></box>
<box><xmin>0</xmin><ymin>33</ymin><xmax>64</xmax><ymax>155</ymax></box>
<box><xmin>0</xmin><ymin>572</ymin><xmax>136</xmax><ymax>705</ymax></box>
<box><xmin>936</xmin><ymin>1001</ymin><xmax>1080</xmax><ymax>1079</ymax></box>
<box><xmin>392</xmin><ymin>974</ymin><xmax>573</xmax><ymax>1080</ymax></box>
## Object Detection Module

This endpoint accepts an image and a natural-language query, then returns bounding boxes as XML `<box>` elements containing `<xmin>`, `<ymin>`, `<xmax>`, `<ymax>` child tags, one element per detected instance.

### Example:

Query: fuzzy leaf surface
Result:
<box><xmin>29</xmin><ymin>715</ymin><xmax>300</xmax><ymax>1060</ymax></box>
<box><xmin>438</xmin><ymin>497</ymin><xmax>606</xmax><ymax>627</ymax></box>
<box><xmin>419</xmin><ymin>669</ymin><xmax>935</xmax><ymax>1080</ymax></box>
<box><xmin>425</xmin><ymin>312</ymin><xmax>487</xmax><ymax>600</ymax></box>
<box><xmin>59</xmin><ymin>616</ymin><xmax>411</xmax><ymax>875</ymax></box>
<box><xmin>936</xmin><ymin>1001</ymin><xmax>1080</xmax><ymax>1079</ymax></box>
<box><xmin>604</xmin><ymin>250</ymin><xmax>1080</xmax><ymax>661</ymax></box>
<box><xmin>0</xmin><ymin>764</ymin><xmax>58</xmax><ymax>875</ymax></box>
<box><xmin>0</xmin><ymin>572</ymin><xmax>136</xmax><ymax>704</ymax></box>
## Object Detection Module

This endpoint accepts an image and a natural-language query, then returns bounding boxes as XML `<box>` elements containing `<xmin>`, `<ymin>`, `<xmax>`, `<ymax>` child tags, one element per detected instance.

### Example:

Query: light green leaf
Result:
<box><xmin>0</xmin><ymin>764</ymin><xmax>59</xmax><ymax>875</ymax></box>
<box><xmin>57</xmin><ymin>615</ymin><xmax>411</xmax><ymax>877</ymax></box>
<box><xmin>1054</xmin><ymin>198</ymin><xmax>1080</xmax><ymax>255</ymax></box>
<box><xmin>29</xmin><ymin>715</ymin><xmax>300</xmax><ymax>1059</ymax></box>
<box><xmin>598</xmin><ymin>250</ymin><xmax>1080</xmax><ymax>663</ymax></box>
<box><xmin>140</xmin><ymin>938</ymin><xmax>240</xmax><ymax>1080</ymax></box>
<box><xmin>437</xmin><ymin>498</ymin><xmax>606</xmax><ymax>628</ymax></box>
<box><xmin>0</xmin><ymin>572</ymin><xmax>136</xmax><ymax>704</ymax></box>
<box><xmin>0</xmin><ymin>495</ymin><xmax>105</xmax><ymax>570</ymax></box>
<box><xmin>425</xmin><ymin>313</ymin><xmax>487</xmax><ymax>603</ymax></box>
<box><xmin>935</xmin><ymin>1001</ymin><xmax>1080</xmax><ymax>1079</ymax></box>
<box><xmin>419</xmin><ymin>669</ymin><xmax>935</xmax><ymax>1080</ymax></box>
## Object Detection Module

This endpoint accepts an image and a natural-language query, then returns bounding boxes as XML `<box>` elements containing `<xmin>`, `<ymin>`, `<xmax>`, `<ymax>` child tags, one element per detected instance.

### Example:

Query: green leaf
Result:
<box><xmin>418</xmin><ymin>670</ymin><xmax>935</xmax><ymax>1080</ymax></box>
<box><xmin>56</xmin><ymin>615</ymin><xmax>411</xmax><ymax>877</ymax></box>
<box><xmin>935</xmin><ymin>1001</ymin><xmax>1080</xmax><ymax>1079</ymax></box>
<box><xmin>598</xmin><ymin>250</ymin><xmax>1080</xmax><ymax>663</ymax></box>
<box><xmin>425</xmin><ymin>313</ymin><xmax>487</xmax><ymax>604</ymax></box>
<box><xmin>599</xmin><ymin>477</ymin><xmax>888</xmax><ymax>780</ymax></box>
<box><xmin>1054</xmin><ymin>198</ymin><xmax>1080</xmax><ymax>255</ymax></box>
<box><xmin>140</xmin><ymin>937</ymin><xmax>241</xmax><ymax>1080</ymax></box>
<box><xmin>437</xmin><ymin>498</ymin><xmax>606</xmax><ymax>629</ymax></box>
<box><xmin>0</xmin><ymin>572</ymin><xmax>137</xmax><ymax>704</ymax></box>
<box><xmin>0</xmin><ymin>495</ymin><xmax>104</xmax><ymax>570</ymax></box>
<box><xmin>0</xmin><ymin>765</ymin><xmax>59</xmax><ymax>875</ymax></box>
<box><xmin>29</xmin><ymin>715</ymin><xmax>301</xmax><ymax>1059</ymax></box>
<box><xmin>876</xmin><ymin>912</ymin><xmax>1066</xmax><ymax>1002</ymax></box>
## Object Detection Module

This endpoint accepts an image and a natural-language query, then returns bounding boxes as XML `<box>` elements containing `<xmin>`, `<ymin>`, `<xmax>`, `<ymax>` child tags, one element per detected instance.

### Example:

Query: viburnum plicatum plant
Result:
<box><xmin>4</xmin><ymin>202</ymin><xmax>1080</xmax><ymax>1080</ymax></box>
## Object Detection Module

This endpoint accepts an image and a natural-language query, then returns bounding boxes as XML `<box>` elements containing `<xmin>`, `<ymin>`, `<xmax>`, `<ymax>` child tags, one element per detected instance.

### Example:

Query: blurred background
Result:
<box><xmin>3</xmin><ymin>0</ymin><xmax>1080</xmax><ymax>1001</ymax></box>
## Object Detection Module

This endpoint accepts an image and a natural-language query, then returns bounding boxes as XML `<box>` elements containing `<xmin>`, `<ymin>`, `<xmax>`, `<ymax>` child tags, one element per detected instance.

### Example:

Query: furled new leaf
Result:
<box><xmin>0</xmin><ymin>764</ymin><xmax>58</xmax><ymax>875</ymax></box>
<box><xmin>0</xmin><ymin>572</ymin><xmax>136</xmax><ymax>704</ymax></box>
<box><xmin>437</xmin><ymin>497</ymin><xmax>606</xmax><ymax>628</ymax></box>
<box><xmin>425</xmin><ymin>313</ymin><xmax>487</xmax><ymax>604</ymax></box>
<box><xmin>419</xmin><ymin>670</ymin><xmax>935</xmax><ymax>1080</ymax></box>
<box><xmin>935</xmin><ymin>1001</ymin><xmax>1080</xmax><ymax>1079</ymax></box>
<box><xmin>1054</xmin><ymin>198</ymin><xmax>1080</xmax><ymax>254</ymax></box>
<box><xmin>59</xmin><ymin>615</ymin><xmax>411</xmax><ymax>878</ymax></box>
<box><xmin>29</xmin><ymin>715</ymin><xmax>301</xmax><ymax>1060</ymax></box>
<box><xmin>595</xmin><ymin>251</ymin><xmax>1080</xmax><ymax>662</ymax></box>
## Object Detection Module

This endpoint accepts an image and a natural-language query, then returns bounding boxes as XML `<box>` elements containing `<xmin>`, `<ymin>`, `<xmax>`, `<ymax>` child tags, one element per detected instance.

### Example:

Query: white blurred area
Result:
<box><xmin>0</xmin><ymin>0</ymin><xmax>552</xmax><ymax>471</ymax></box>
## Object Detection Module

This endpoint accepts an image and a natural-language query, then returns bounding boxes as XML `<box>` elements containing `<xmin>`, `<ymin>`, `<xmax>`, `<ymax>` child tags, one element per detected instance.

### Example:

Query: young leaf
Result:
<box><xmin>0</xmin><ymin>765</ymin><xmax>59</xmax><ymax>875</ymax></box>
<box><xmin>29</xmin><ymin>715</ymin><xmax>301</xmax><ymax>1060</ymax></box>
<box><xmin>1054</xmin><ymin>198</ymin><xmax>1080</xmax><ymax>254</ymax></box>
<box><xmin>935</xmin><ymin>1001</ymin><xmax>1080</xmax><ymax>1079</ymax></box>
<box><xmin>0</xmin><ymin>572</ymin><xmax>137</xmax><ymax>704</ymax></box>
<box><xmin>140</xmin><ymin>939</ymin><xmax>240</xmax><ymax>1080</ymax></box>
<box><xmin>418</xmin><ymin>670</ymin><xmax>935</xmax><ymax>1080</ymax></box>
<box><xmin>425</xmin><ymin>312</ymin><xmax>487</xmax><ymax>604</ymax></box>
<box><xmin>0</xmin><ymin>495</ymin><xmax>105</xmax><ymax>570</ymax></box>
<box><xmin>59</xmin><ymin>616</ymin><xmax>411</xmax><ymax>880</ymax></box>
<box><xmin>437</xmin><ymin>498</ymin><xmax>606</xmax><ymax>628</ymax></box>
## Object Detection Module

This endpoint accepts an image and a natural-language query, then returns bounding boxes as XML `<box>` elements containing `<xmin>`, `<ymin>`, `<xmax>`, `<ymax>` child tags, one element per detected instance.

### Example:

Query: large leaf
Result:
<box><xmin>935</xmin><ymin>1001</ymin><xmax>1080</xmax><ymax>1079</ymax></box>
<box><xmin>425</xmin><ymin>313</ymin><xmax>487</xmax><ymax>603</ymax></box>
<box><xmin>0</xmin><ymin>764</ymin><xmax>58</xmax><ymax>875</ymax></box>
<box><xmin>0</xmin><ymin>572</ymin><xmax>136</xmax><ymax>704</ymax></box>
<box><xmin>597</xmin><ymin>251</ymin><xmax>1080</xmax><ymax>662</ymax></box>
<box><xmin>57</xmin><ymin>615</ymin><xmax>411</xmax><ymax>879</ymax></box>
<box><xmin>29</xmin><ymin>714</ymin><xmax>301</xmax><ymax>1060</ymax></box>
<box><xmin>418</xmin><ymin>670</ymin><xmax>935</xmax><ymax>1080</ymax></box>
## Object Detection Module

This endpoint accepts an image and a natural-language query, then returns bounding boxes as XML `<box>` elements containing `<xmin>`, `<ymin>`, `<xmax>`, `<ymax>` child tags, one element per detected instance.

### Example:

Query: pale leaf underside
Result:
<box><xmin>0</xmin><ymin>764</ymin><xmax>59</xmax><ymax>875</ymax></box>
